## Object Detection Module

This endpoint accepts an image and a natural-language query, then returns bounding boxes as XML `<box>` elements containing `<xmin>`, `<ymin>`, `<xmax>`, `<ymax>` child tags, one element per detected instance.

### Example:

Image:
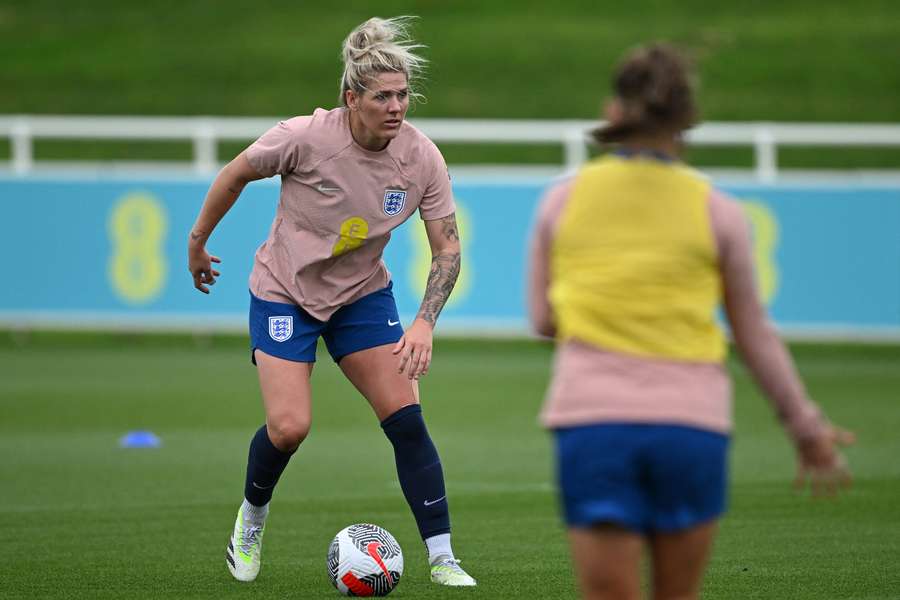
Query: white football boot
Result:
<box><xmin>430</xmin><ymin>557</ymin><xmax>477</xmax><ymax>586</ymax></box>
<box><xmin>225</xmin><ymin>504</ymin><xmax>265</xmax><ymax>582</ymax></box>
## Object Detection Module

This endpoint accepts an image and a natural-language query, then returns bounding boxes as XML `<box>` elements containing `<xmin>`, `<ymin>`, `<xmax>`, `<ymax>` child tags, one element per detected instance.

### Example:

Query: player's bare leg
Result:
<box><xmin>227</xmin><ymin>351</ymin><xmax>313</xmax><ymax>582</ymax></box>
<box><xmin>648</xmin><ymin>520</ymin><xmax>717</xmax><ymax>600</ymax></box>
<box><xmin>568</xmin><ymin>524</ymin><xmax>643</xmax><ymax>600</ymax></box>
<box><xmin>256</xmin><ymin>351</ymin><xmax>314</xmax><ymax>452</ymax></box>
<box><xmin>338</xmin><ymin>342</ymin><xmax>418</xmax><ymax>418</ymax></box>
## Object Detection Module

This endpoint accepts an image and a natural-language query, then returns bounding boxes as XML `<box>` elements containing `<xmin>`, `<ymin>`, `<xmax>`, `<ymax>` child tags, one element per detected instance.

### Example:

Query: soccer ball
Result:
<box><xmin>327</xmin><ymin>523</ymin><xmax>404</xmax><ymax>596</ymax></box>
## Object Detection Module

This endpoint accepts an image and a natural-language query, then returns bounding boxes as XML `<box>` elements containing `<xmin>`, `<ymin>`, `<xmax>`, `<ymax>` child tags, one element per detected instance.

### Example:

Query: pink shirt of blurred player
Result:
<box><xmin>245</xmin><ymin>107</ymin><xmax>455</xmax><ymax>321</ymax></box>
<box><xmin>529</xmin><ymin>178</ymin><xmax>827</xmax><ymax>442</ymax></box>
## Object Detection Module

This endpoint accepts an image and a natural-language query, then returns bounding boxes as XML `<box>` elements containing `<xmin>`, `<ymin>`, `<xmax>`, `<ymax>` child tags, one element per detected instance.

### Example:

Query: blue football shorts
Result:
<box><xmin>554</xmin><ymin>423</ymin><xmax>730</xmax><ymax>533</ymax></box>
<box><xmin>248</xmin><ymin>282</ymin><xmax>404</xmax><ymax>364</ymax></box>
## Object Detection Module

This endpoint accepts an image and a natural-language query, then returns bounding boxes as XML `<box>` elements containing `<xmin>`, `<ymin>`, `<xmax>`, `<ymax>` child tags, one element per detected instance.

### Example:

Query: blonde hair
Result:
<box><xmin>339</xmin><ymin>16</ymin><xmax>427</xmax><ymax>106</ymax></box>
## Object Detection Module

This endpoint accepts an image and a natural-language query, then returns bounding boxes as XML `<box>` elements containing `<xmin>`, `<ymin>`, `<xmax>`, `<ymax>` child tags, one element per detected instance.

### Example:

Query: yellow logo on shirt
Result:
<box><xmin>332</xmin><ymin>217</ymin><xmax>369</xmax><ymax>257</ymax></box>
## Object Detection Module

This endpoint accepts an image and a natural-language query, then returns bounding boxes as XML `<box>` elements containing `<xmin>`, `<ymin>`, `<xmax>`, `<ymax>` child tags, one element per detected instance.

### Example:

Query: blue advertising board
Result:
<box><xmin>1</xmin><ymin>174</ymin><xmax>898</xmax><ymax>338</ymax></box>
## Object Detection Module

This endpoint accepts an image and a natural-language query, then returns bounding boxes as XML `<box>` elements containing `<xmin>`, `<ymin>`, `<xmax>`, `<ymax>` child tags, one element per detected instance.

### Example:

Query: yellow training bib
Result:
<box><xmin>550</xmin><ymin>154</ymin><xmax>725</xmax><ymax>362</ymax></box>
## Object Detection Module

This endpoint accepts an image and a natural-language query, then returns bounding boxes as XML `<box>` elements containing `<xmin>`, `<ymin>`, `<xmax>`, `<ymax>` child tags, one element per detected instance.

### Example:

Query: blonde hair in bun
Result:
<box><xmin>339</xmin><ymin>16</ymin><xmax>427</xmax><ymax>105</ymax></box>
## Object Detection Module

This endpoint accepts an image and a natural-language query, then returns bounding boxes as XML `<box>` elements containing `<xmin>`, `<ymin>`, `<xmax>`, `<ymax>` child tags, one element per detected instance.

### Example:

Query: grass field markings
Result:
<box><xmin>379</xmin><ymin>478</ymin><xmax>554</xmax><ymax>495</ymax></box>
<box><xmin>0</xmin><ymin>479</ymin><xmax>557</xmax><ymax>515</ymax></box>
<box><xmin>730</xmin><ymin>359</ymin><xmax>900</xmax><ymax>378</ymax></box>
<box><xmin>441</xmin><ymin>481</ymin><xmax>555</xmax><ymax>493</ymax></box>
<box><xmin>0</xmin><ymin>498</ymin><xmax>257</xmax><ymax>515</ymax></box>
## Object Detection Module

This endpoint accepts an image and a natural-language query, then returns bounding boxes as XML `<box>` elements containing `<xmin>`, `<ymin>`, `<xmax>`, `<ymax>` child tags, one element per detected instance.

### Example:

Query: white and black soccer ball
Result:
<box><xmin>327</xmin><ymin>523</ymin><xmax>404</xmax><ymax>597</ymax></box>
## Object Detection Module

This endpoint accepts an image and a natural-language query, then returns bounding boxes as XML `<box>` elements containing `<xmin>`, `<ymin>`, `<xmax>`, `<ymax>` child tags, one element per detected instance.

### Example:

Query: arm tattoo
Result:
<box><xmin>439</xmin><ymin>214</ymin><xmax>459</xmax><ymax>242</ymax></box>
<box><xmin>190</xmin><ymin>230</ymin><xmax>206</xmax><ymax>242</ymax></box>
<box><xmin>417</xmin><ymin>252</ymin><xmax>460</xmax><ymax>325</ymax></box>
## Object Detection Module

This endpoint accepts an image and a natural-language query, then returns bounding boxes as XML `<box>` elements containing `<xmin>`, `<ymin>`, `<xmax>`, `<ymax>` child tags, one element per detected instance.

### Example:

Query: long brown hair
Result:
<box><xmin>593</xmin><ymin>43</ymin><xmax>697</xmax><ymax>144</ymax></box>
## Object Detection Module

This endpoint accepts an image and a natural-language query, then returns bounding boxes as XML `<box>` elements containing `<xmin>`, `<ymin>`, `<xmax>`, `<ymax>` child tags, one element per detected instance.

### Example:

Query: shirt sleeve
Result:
<box><xmin>711</xmin><ymin>189</ymin><xmax>829</xmax><ymax>443</ymax></box>
<box><xmin>418</xmin><ymin>140</ymin><xmax>456</xmax><ymax>221</ymax></box>
<box><xmin>245</xmin><ymin>118</ymin><xmax>305</xmax><ymax>178</ymax></box>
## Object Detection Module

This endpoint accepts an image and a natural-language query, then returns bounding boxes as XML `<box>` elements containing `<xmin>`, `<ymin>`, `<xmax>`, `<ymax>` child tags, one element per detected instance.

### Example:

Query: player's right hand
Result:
<box><xmin>188</xmin><ymin>247</ymin><xmax>221</xmax><ymax>294</ymax></box>
<box><xmin>393</xmin><ymin>318</ymin><xmax>433</xmax><ymax>380</ymax></box>
<box><xmin>794</xmin><ymin>425</ymin><xmax>855</xmax><ymax>497</ymax></box>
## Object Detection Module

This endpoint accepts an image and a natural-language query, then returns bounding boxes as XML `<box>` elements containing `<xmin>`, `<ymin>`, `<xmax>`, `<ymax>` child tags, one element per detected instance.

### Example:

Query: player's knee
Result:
<box><xmin>585</xmin><ymin>592</ymin><xmax>639</xmax><ymax>600</ymax></box>
<box><xmin>380</xmin><ymin>404</ymin><xmax>428</xmax><ymax>444</ymax></box>
<box><xmin>579</xmin><ymin>568</ymin><xmax>640</xmax><ymax>600</ymax></box>
<box><xmin>652</xmin><ymin>593</ymin><xmax>697</xmax><ymax>600</ymax></box>
<box><xmin>652</xmin><ymin>584</ymin><xmax>700</xmax><ymax>600</ymax></box>
<box><xmin>268</xmin><ymin>415</ymin><xmax>311</xmax><ymax>452</ymax></box>
<box><xmin>652</xmin><ymin>572</ymin><xmax>701</xmax><ymax>600</ymax></box>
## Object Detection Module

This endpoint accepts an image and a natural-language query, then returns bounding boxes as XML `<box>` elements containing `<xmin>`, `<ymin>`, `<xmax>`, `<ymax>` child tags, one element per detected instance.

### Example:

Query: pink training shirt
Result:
<box><xmin>245</xmin><ymin>107</ymin><xmax>455</xmax><ymax>321</ymax></box>
<box><xmin>529</xmin><ymin>176</ymin><xmax>828</xmax><ymax>443</ymax></box>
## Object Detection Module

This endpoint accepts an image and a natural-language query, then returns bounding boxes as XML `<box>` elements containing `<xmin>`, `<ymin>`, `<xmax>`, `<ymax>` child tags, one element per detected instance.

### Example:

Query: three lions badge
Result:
<box><xmin>268</xmin><ymin>316</ymin><xmax>293</xmax><ymax>342</ymax></box>
<box><xmin>383</xmin><ymin>189</ymin><xmax>406</xmax><ymax>216</ymax></box>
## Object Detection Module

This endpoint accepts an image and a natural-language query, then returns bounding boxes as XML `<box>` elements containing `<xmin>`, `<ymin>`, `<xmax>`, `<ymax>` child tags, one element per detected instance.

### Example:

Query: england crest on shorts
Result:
<box><xmin>383</xmin><ymin>189</ymin><xmax>407</xmax><ymax>216</ymax></box>
<box><xmin>268</xmin><ymin>316</ymin><xmax>293</xmax><ymax>342</ymax></box>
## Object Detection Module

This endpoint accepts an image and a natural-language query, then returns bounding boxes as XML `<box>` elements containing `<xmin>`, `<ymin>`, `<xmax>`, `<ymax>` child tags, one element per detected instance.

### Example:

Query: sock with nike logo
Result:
<box><xmin>244</xmin><ymin>425</ymin><xmax>295</xmax><ymax>507</ymax></box>
<box><xmin>381</xmin><ymin>404</ymin><xmax>451</xmax><ymax>539</ymax></box>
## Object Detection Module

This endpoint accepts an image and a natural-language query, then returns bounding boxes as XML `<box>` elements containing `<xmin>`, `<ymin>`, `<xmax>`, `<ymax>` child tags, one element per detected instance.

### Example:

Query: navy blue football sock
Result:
<box><xmin>244</xmin><ymin>425</ymin><xmax>295</xmax><ymax>507</ymax></box>
<box><xmin>381</xmin><ymin>404</ymin><xmax>451</xmax><ymax>539</ymax></box>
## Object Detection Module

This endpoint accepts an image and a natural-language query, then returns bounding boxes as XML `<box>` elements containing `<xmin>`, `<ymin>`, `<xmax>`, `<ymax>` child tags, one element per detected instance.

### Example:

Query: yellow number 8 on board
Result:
<box><xmin>409</xmin><ymin>202</ymin><xmax>470</xmax><ymax>307</ymax></box>
<box><xmin>108</xmin><ymin>192</ymin><xmax>168</xmax><ymax>304</ymax></box>
<box><xmin>741</xmin><ymin>201</ymin><xmax>779</xmax><ymax>306</ymax></box>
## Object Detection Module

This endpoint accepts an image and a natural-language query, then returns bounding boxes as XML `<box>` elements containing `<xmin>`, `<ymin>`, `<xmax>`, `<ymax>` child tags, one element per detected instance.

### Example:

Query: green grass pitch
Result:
<box><xmin>1</xmin><ymin>333</ymin><xmax>898</xmax><ymax>598</ymax></box>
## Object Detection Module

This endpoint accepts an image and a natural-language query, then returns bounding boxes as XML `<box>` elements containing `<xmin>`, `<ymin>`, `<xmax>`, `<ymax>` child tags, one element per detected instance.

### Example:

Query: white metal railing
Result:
<box><xmin>2</xmin><ymin>115</ymin><xmax>900</xmax><ymax>182</ymax></box>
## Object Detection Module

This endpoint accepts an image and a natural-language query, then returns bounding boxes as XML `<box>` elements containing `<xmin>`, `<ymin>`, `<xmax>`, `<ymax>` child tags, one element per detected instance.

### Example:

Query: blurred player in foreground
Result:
<box><xmin>188</xmin><ymin>16</ymin><xmax>476</xmax><ymax>588</ymax></box>
<box><xmin>528</xmin><ymin>43</ymin><xmax>854</xmax><ymax>600</ymax></box>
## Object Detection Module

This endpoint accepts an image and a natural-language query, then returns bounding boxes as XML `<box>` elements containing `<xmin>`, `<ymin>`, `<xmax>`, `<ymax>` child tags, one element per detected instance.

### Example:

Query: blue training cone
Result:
<box><xmin>119</xmin><ymin>430</ymin><xmax>161</xmax><ymax>448</ymax></box>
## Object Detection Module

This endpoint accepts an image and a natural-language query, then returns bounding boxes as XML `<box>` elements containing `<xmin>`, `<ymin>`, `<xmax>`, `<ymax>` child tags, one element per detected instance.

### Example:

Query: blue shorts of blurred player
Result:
<box><xmin>249</xmin><ymin>282</ymin><xmax>404</xmax><ymax>364</ymax></box>
<box><xmin>555</xmin><ymin>423</ymin><xmax>729</xmax><ymax>533</ymax></box>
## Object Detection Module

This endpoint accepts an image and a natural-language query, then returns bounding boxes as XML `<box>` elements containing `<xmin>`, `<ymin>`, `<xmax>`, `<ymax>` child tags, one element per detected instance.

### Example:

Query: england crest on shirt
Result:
<box><xmin>268</xmin><ymin>316</ymin><xmax>293</xmax><ymax>342</ymax></box>
<box><xmin>383</xmin><ymin>189</ymin><xmax>407</xmax><ymax>216</ymax></box>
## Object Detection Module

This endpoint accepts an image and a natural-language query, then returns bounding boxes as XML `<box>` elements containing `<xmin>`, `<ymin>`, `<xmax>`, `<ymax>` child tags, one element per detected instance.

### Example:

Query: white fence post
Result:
<box><xmin>192</xmin><ymin>121</ymin><xmax>217</xmax><ymax>175</ymax></box>
<box><xmin>754</xmin><ymin>125</ymin><xmax>777</xmax><ymax>183</ymax></box>
<box><xmin>563</xmin><ymin>127</ymin><xmax>588</xmax><ymax>170</ymax></box>
<box><xmin>11</xmin><ymin>118</ymin><xmax>33</xmax><ymax>175</ymax></box>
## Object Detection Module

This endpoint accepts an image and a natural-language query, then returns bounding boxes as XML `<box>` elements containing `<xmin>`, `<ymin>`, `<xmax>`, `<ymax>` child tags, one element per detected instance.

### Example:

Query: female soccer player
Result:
<box><xmin>187</xmin><ymin>16</ymin><xmax>475</xmax><ymax>587</ymax></box>
<box><xmin>528</xmin><ymin>43</ymin><xmax>854</xmax><ymax>600</ymax></box>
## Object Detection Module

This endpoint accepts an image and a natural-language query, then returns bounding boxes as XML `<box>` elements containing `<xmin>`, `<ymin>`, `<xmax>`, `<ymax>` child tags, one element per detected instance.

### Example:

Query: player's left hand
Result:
<box><xmin>392</xmin><ymin>318</ymin><xmax>433</xmax><ymax>380</ymax></box>
<box><xmin>794</xmin><ymin>425</ymin><xmax>855</xmax><ymax>497</ymax></box>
